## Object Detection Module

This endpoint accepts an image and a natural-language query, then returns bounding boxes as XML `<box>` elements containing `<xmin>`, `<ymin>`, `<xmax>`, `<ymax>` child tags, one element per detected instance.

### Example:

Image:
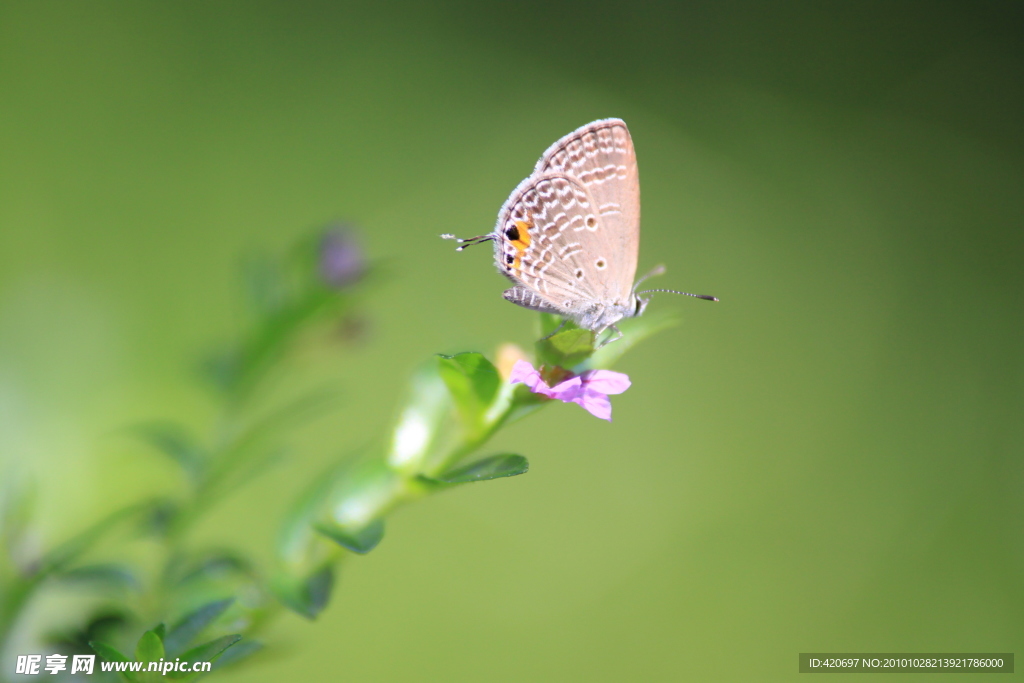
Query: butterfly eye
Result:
<box><xmin>505</xmin><ymin>254</ymin><xmax>514</xmax><ymax>265</ymax></box>
<box><xmin>505</xmin><ymin>225</ymin><xmax>520</xmax><ymax>241</ymax></box>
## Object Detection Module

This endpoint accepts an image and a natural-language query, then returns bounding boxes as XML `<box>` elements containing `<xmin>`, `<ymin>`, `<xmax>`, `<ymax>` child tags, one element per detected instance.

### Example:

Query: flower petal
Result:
<box><xmin>511</xmin><ymin>361</ymin><xmax>626</xmax><ymax>421</ymax></box>
<box><xmin>509</xmin><ymin>359</ymin><xmax>552</xmax><ymax>396</ymax></box>
<box><xmin>572</xmin><ymin>391</ymin><xmax>613</xmax><ymax>421</ymax></box>
<box><xmin>579</xmin><ymin>369</ymin><xmax>631</xmax><ymax>395</ymax></box>
<box><xmin>547</xmin><ymin>375</ymin><xmax>584</xmax><ymax>402</ymax></box>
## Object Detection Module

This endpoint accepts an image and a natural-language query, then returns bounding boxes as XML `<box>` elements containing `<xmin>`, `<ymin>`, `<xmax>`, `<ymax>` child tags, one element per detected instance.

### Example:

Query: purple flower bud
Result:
<box><xmin>509</xmin><ymin>359</ymin><xmax>631</xmax><ymax>421</ymax></box>
<box><xmin>319</xmin><ymin>226</ymin><xmax>365</xmax><ymax>288</ymax></box>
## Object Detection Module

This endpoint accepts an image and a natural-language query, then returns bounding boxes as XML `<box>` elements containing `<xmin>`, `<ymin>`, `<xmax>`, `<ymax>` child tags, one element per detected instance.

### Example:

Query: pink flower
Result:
<box><xmin>509</xmin><ymin>359</ymin><xmax>631</xmax><ymax>421</ymax></box>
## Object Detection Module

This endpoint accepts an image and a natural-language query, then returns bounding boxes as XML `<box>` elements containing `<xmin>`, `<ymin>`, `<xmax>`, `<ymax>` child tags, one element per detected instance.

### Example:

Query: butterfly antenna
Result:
<box><xmin>441</xmin><ymin>233</ymin><xmax>493</xmax><ymax>251</ymax></box>
<box><xmin>637</xmin><ymin>288</ymin><xmax>719</xmax><ymax>302</ymax></box>
<box><xmin>633</xmin><ymin>264</ymin><xmax>667</xmax><ymax>289</ymax></box>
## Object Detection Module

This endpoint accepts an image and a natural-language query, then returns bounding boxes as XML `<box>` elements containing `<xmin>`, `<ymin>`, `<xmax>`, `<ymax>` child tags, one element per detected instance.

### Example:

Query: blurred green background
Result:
<box><xmin>1</xmin><ymin>1</ymin><xmax>1022</xmax><ymax>680</ymax></box>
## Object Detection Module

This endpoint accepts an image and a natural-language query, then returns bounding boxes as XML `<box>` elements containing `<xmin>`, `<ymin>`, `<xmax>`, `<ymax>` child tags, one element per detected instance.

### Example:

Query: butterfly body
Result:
<box><xmin>444</xmin><ymin>118</ymin><xmax>715</xmax><ymax>341</ymax></box>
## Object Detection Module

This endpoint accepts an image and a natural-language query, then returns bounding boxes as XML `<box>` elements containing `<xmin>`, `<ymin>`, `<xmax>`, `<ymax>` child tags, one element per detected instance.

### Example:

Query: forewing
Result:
<box><xmin>534</xmin><ymin>118</ymin><xmax>640</xmax><ymax>298</ymax></box>
<box><xmin>493</xmin><ymin>173</ymin><xmax>608</xmax><ymax>314</ymax></box>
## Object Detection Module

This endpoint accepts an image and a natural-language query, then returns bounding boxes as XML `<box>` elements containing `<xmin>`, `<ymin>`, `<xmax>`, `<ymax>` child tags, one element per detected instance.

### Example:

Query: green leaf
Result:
<box><xmin>387</xmin><ymin>366</ymin><xmax>450</xmax><ymax>473</ymax></box>
<box><xmin>41</xmin><ymin>503</ymin><xmax>148</xmax><ymax>574</ymax></box>
<box><xmin>437</xmin><ymin>352</ymin><xmax>500</xmax><ymax>427</ymax></box>
<box><xmin>48</xmin><ymin>609</ymin><xmax>129</xmax><ymax>651</ymax></box>
<box><xmin>166</xmin><ymin>635</ymin><xmax>242</xmax><ymax>680</ymax></box>
<box><xmin>432</xmin><ymin>454</ymin><xmax>529</xmax><ymax>484</ymax></box>
<box><xmin>1</xmin><ymin>472</ymin><xmax>36</xmax><ymax>558</ymax></box>
<box><xmin>277</xmin><ymin>459</ymin><xmax>348</xmax><ymax>564</ymax></box>
<box><xmin>242</xmin><ymin>253</ymin><xmax>288</xmax><ymax>316</ymax></box>
<box><xmin>175</xmin><ymin>552</ymin><xmax>253</xmax><ymax>586</ymax></box>
<box><xmin>153</xmin><ymin>623</ymin><xmax>166</xmax><ymax>641</ymax></box>
<box><xmin>272</xmin><ymin>565</ymin><xmax>335</xmax><ymax>620</ymax></box>
<box><xmin>164</xmin><ymin>598</ymin><xmax>234</xmax><ymax>656</ymax></box>
<box><xmin>135</xmin><ymin>631</ymin><xmax>165</xmax><ymax>683</ymax></box>
<box><xmin>584</xmin><ymin>310</ymin><xmax>680</xmax><ymax>370</ymax></box>
<box><xmin>135</xmin><ymin>629</ymin><xmax>165</xmax><ymax>663</ymax></box>
<box><xmin>90</xmin><ymin>639</ymin><xmax>130</xmax><ymax>662</ymax></box>
<box><xmin>56</xmin><ymin>563</ymin><xmax>139</xmax><ymax>591</ymax></box>
<box><xmin>211</xmin><ymin>639</ymin><xmax>262</xmax><ymax>670</ymax></box>
<box><xmin>314</xmin><ymin>518</ymin><xmax>384</xmax><ymax>554</ymax></box>
<box><xmin>131</xmin><ymin>422</ymin><xmax>206</xmax><ymax>482</ymax></box>
<box><xmin>199</xmin><ymin>388</ymin><xmax>340</xmax><ymax>503</ymax></box>
<box><xmin>90</xmin><ymin>641</ymin><xmax>138</xmax><ymax>683</ymax></box>
<box><xmin>303</xmin><ymin>566</ymin><xmax>334</xmax><ymax>618</ymax></box>
<box><xmin>536</xmin><ymin>326</ymin><xmax>595</xmax><ymax>368</ymax></box>
<box><xmin>208</xmin><ymin>288</ymin><xmax>341</xmax><ymax>401</ymax></box>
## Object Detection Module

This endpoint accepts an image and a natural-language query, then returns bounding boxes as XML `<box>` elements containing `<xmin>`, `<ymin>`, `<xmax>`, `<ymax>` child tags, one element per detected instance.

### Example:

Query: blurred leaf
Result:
<box><xmin>233</xmin><ymin>386</ymin><xmax>341</xmax><ymax>451</ymax></box>
<box><xmin>314</xmin><ymin>518</ymin><xmax>384</xmax><ymax>554</ymax></box>
<box><xmin>0</xmin><ymin>476</ymin><xmax>42</xmax><ymax>592</ymax></box>
<box><xmin>164</xmin><ymin>598</ymin><xmax>234</xmax><ymax>656</ymax></box>
<box><xmin>206</xmin><ymin>286</ymin><xmax>345</xmax><ymax>401</ymax></box>
<box><xmin>210</xmin><ymin>638</ymin><xmax>263</xmax><ymax>671</ymax></box>
<box><xmin>242</xmin><ymin>253</ymin><xmax>288</xmax><ymax>316</ymax></box>
<box><xmin>131</xmin><ymin>422</ymin><xmax>206</xmax><ymax>482</ymax></box>
<box><xmin>175</xmin><ymin>552</ymin><xmax>254</xmax><ymax>586</ymax></box>
<box><xmin>45</xmin><ymin>610</ymin><xmax>130</xmax><ymax>652</ymax></box>
<box><xmin>201</xmin><ymin>387</ymin><xmax>341</xmax><ymax>501</ymax></box>
<box><xmin>166</xmin><ymin>635</ymin><xmax>242</xmax><ymax>680</ymax></box>
<box><xmin>135</xmin><ymin>628</ymin><xmax>165</xmax><ymax>663</ymax></box>
<box><xmin>0</xmin><ymin>473</ymin><xmax>36</xmax><ymax>562</ymax></box>
<box><xmin>56</xmin><ymin>563</ymin><xmax>138</xmax><ymax>591</ymax></box>
<box><xmin>141</xmin><ymin>499</ymin><xmax>179</xmax><ymax>538</ymax></box>
<box><xmin>437</xmin><ymin>353</ymin><xmax>500</xmax><ymax>428</ymax></box>
<box><xmin>388</xmin><ymin>365</ymin><xmax>451</xmax><ymax>473</ymax></box>
<box><xmin>90</xmin><ymin>641</ymin><xmax>138</xmax><ymax>683</ymax></box>
<box><xmin>584</xmin><ymin>310</ymin><xmax>680</xmax><ymax>370</ymax></box>
<box><xmin>41</xmin><ymin>503</ymin><xmax>148</xmax><ymax>575</ymax></box>
<box><xmin>272</xmin><ymin>565</ymin><xmax>334</xmax><ymax>620</ymax></box>
<box><xmin>200</xmin><ymin>350</ymin><xmax>238</xmax><ymax>396</ymax></box>
<box><xmin>303</xmin><ymin>566</ymin><xmax>334</xmax><ymax>619</ymax></box>
<box><xmin>428</xmin><ymin>454</ymin><xmax>529</xmax><ymax>484</ymax></box>
<box><xmin>135</xmin><ymin>628</ymin><xmax>167</xmax><ymax>683</ymax></box>
<box><xmin>153</xmin><ymin>623</ymin><xmax>166</xmax><ymax>641</ymax></box>
<box><xmin>277</xmin><ymin>460</ymin><xmax>346</xmax><ymax>564</ymax></box>
<box><xmin>536</xmin><ymin>327</ymin><xmax>595</xmax><ymax>368</ymax></box>
<box><xmin>198</xmin><ymin>445</ymin><xmax>286</xmax><ymax>511</ymax></box>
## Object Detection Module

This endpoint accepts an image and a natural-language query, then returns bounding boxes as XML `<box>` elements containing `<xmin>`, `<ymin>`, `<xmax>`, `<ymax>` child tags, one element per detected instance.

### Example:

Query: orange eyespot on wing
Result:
<box><xmin>505</xmin><ymin>219</ymin><xmax>533</xmax><ymax>270</ymax></box>
<box><xmin>507</xmin><ymin>220</ymin><xmax>532</xmax><ymax>248</ymax></box>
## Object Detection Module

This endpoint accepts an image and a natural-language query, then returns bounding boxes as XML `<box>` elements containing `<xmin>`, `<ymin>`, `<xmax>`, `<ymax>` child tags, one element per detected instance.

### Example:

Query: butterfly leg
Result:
<box><xmin>538</xmin><ymin>318</ymin><xmax>568</xmax><ymax>341</ymax></box>
<box><xmin>595</xmin><ymin>325</ymin><xmax>623</xmax><ymax>349</ymax></box>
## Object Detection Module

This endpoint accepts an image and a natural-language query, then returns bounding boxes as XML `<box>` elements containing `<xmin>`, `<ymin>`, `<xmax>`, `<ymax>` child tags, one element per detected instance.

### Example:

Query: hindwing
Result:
<box><xmin>534</xmin><ymin>118</ymin><xmax>640</xmax><ymax>299</ymax></box>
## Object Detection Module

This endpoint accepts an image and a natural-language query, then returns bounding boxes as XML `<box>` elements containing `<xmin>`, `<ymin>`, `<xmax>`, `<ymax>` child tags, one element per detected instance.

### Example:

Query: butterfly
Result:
<box><xmin>443</xmin><ymin>118</ymin><xmax>716</xmax><ymax>344</ymax></box>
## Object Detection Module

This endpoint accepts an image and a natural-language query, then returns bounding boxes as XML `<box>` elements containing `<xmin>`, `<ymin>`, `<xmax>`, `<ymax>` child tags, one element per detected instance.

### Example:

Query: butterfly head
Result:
<box><xmin>631</xmin><ymin>292</ymin><xmax>651</xmax><ymax>318</ymax></box>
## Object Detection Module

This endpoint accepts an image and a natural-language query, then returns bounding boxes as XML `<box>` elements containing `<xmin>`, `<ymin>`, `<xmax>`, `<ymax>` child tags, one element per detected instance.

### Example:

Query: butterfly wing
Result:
<box><xmin>534</xmin><ymin>118</ymin><xmax>640</xmax><ymax>301</ymax></box>
<box><xmin>493</xmin><ymin>172</ymin><xmax>605</xmax><ymax>316</ymax></box>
